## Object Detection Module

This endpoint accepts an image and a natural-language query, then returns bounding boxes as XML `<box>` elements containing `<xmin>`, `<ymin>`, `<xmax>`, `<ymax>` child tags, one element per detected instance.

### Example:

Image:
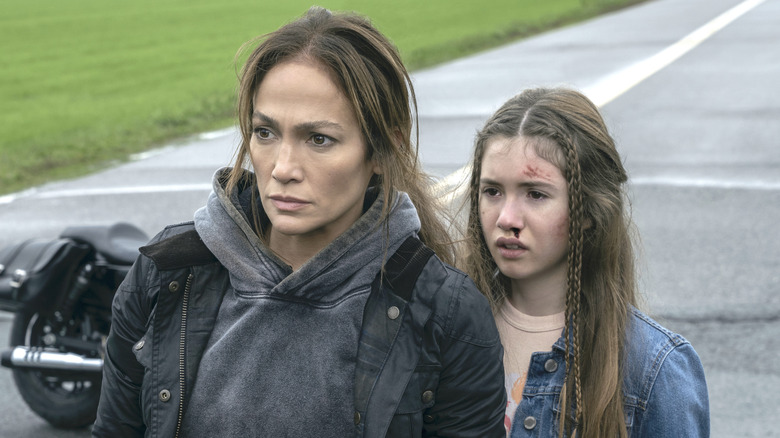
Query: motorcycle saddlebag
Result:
<box><xmin>0</xmin><ymin>238</ymin><xmax>89</xmax><ymax>313</ymax></box>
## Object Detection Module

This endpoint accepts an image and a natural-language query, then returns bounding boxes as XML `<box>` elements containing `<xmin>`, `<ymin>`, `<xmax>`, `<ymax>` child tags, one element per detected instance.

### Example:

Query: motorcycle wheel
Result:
<box><xmin>9</xmin><ymin>309</ymin><xmax>103</xmax><ymax>429</ymax></box>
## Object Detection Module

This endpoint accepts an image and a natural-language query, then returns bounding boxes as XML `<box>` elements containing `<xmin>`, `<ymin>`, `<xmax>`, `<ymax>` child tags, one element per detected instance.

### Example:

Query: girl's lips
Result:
<box><xmin>498</xmin><ymin>247</ymin><xmax>527</xmax><ymax>258</ymax></box>
<box><xmin>496</xmin><ymin>237</ymin><xmax>528</xmax><ymax>259</ymax></box>
<box><xmin>269</xmin><ymin>196</ymin><xmax>309</xmax><ymax>211</ymax></box>
<box><xmin>496</xmin><ymin>237</ymin><xmax>527</xmax><ymax>250</ymax></box>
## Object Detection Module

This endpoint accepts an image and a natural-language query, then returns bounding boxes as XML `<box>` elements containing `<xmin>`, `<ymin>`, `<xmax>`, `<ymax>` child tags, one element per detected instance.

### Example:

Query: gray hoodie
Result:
<box><xmin>183</xmin><ymin>168</ymin><xmax>421</xmax><ymax>436</ymax></box>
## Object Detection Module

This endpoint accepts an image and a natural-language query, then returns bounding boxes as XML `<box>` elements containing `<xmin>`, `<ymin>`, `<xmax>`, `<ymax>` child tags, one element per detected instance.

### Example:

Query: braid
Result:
<box><xmin>562</xmin><ymin>130</ymin><xmax>584</xmax><ymax>436</ymax></box>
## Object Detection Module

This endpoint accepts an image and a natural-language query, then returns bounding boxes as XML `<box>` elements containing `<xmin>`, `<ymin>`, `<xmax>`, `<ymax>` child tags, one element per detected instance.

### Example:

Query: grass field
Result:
<box><xmin>0</xmin><ymin>0</ymin><xmax>644</xmax><ymax>195</ymax></box>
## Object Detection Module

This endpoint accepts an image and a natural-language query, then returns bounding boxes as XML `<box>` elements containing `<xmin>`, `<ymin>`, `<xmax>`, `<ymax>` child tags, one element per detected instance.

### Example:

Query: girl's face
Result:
<box><xmin>479</xmin><ymin>136</ymin><xmax>569</xmax><ymax>294</ymax></box>
<box><xmin>251</xmin><ymin>60</ymin><xmax>380</xmax><ymax>253</ymax></box>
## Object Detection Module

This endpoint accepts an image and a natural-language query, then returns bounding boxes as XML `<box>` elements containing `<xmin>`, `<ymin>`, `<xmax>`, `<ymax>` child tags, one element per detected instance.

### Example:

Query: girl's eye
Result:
<box><xmin>529</xmin><ymin>190</ymin><xmax>547</xmax><ymax>200</ymax></box>
<box><xmin>482</xmin><ymin>187</ymin><xmax>500</xmax><ymax>197</ymax></box>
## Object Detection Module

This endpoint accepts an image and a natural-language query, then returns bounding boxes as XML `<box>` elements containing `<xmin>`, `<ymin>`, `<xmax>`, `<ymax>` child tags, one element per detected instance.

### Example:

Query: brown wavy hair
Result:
<box><xmin>463</xmin><ymin>87</ymin><xmax>638</xmax><ymax>437</ymax></box>
<box><xmin>226</xmin><ymin>7</ymin><xmax>453</xmax><ymax>264</ymax></box>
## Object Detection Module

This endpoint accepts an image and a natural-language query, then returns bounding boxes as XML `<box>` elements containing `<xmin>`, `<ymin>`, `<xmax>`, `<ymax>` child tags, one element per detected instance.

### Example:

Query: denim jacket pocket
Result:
<box><xmin>548</xmin><ymin>395</ymin><xmax>638</xmax><ymax>432</ymax></box>
<box><xmin>544</xmin><ymin>393</ymin><xmax>580</xmax><ymax>437</ymax></box>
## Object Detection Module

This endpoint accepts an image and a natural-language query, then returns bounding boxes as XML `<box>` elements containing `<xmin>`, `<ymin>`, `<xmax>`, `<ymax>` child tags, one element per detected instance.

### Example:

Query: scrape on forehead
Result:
<box><xmin>489</xmin><ymin>135</ymin><xmax>565</xmax><ymax>171</ymax></box>
<box><xmin>520</xmin><ymin>135</ymin><xmax>565</xmax><ymax>171</ymax></box>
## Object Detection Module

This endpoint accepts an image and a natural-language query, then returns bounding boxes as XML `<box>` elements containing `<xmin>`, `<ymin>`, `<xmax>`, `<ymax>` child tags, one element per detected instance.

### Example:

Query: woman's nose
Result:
<box><xmin>271</xmin><ymin>142</ymin><xmax>303</xmax><ymax>183</ymax></box>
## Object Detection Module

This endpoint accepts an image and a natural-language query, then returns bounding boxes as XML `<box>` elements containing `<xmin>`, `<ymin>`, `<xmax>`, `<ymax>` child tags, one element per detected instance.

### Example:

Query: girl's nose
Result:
<box><xmin>496</xmin><ymin>201</ymin><xmax>524</xmax><ymax>235</ymax></box>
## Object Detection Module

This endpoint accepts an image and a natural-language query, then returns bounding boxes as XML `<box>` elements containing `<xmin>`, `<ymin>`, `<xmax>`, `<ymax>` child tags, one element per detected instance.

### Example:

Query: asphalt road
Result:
<box><xmin>1</xmin><ymin>0</ymin><xmax>778</xmax><ymax>436</ymax></box>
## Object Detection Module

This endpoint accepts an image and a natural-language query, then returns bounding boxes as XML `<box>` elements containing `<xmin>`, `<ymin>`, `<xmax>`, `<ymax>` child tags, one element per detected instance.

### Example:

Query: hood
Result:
<box><xmin>193</xmin><ymin>167</ymin><xmax>421</xmax><ymax>302</ymax></box>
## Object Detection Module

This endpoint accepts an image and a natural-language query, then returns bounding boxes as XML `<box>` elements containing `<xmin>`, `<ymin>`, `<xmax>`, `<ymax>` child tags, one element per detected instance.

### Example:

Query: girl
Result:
<box><xmin>92</xmin><ymin>7</ymin><xmax>505</xmax><ymax>437</ymax></box>
<box><xmin>463</xmin><ymin>87</ymin><xmax>709</xmax><ymax>437</ymax></box>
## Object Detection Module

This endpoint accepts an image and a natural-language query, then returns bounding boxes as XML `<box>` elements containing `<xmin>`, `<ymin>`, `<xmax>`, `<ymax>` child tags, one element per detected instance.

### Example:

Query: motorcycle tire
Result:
<box><xmin>9</xmin><ymin>309</ymin><xmax>103</xmax><ymax>429</ymax></box>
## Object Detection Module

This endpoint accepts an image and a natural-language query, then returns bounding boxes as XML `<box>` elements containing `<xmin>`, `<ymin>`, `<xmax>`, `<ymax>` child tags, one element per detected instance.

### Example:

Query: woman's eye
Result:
<box><xmin>529</xmin><ymin>190</ymin><xmax>547</xmax><ymax>200</ymax></box>
<box><xmin>309</xmin><ymin>134</ymin><xmax>334</xmax><ymax>147</ymax></box>
<box><xmin>253</xmin><ymin>127</ymin><xmax>273</xmax><ymax>139</ymax></box>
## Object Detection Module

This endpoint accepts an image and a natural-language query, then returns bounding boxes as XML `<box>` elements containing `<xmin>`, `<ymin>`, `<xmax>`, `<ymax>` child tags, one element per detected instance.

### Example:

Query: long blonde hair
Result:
<box><xmin>227</xmin><ymin>7</ymin><xmax>453</xmax><ymax>264</ymax></box>
<box><xmin>464</xmin><ymin>87</ymin><xmax>637</xmax><ymax>437</ymax></box>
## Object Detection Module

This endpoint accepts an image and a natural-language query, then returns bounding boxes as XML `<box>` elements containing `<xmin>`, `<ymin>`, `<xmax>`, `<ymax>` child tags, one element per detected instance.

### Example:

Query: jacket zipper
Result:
<box><xmin>174</xmin><ymin>272</ymin><xmax>193</xmax><ymax>438</ymax></box>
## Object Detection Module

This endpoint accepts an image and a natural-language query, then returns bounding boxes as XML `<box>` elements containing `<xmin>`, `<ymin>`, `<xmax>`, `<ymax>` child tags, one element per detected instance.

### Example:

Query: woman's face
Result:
<box><xmin>479</xmin><ymin>136</ymin><xmax>569</xmax><ymax>293</ymax></box>
<box><xmin>250</xmin><ymin>59</ymin><xmax>379</xmax><ymax>252</ymax></box>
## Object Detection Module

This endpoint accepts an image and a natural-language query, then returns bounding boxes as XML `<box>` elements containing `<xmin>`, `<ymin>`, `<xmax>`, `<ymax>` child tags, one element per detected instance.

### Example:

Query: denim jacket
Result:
<box><xmin>509</xmin><ymin>307</ymin><xmax>709</xmax><ymax>437</ymax></box>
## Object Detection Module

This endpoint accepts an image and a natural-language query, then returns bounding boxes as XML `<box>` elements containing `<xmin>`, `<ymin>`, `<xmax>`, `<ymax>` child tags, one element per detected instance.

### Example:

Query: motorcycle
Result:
<box><xmin>0</xmin><ymin>222</ymin><xmax>148</xmax><ymax>429</ymax></box>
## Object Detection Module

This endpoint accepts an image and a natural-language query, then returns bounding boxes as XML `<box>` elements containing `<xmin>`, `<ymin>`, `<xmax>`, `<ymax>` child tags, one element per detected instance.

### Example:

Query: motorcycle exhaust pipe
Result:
<box><xmin>1</xmin><ymin>346</ymin><xmax>102</xmax><ymax>373</ymax></box>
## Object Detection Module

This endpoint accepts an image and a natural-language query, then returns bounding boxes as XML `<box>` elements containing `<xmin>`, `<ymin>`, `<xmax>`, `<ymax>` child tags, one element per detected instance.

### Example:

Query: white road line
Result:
<box><xmin>434</xmin><ymin>0</ymin><xmax>767</xmax><ymax>202</ymax></box>
<box><xmin>630</xmin><ymin>176</ymin><xmax>780</xmax><ymax>191</ymax></box>
<box><xmin>0</xmin><ymin>193</ymin><xmax>28</xmax><ymax>205</ymax></box>
<box><xmin>0</xmin><ymin>184</ymin><xmax>213</xmax><ymax>205</ymax></box>
<box><xmin>127</xmin><ymin>127</ymin><xmax>236</xmax><ymax>161</ymax></box>
<box><xmin>199</xmin><ymin>127</ymin><xmax>236</xmax><ymax>140</ymax></box>
<box><xmin>35</xmin><ymin>184</ymin><xmax>214</xmax><ymax>198</ymax></box>
<box><xmin>584</xmin><ymin>0</ymin><xmax>766</xmax><ymax>107</ymax></box>
<box><xmin>129</xmin><ymin>147</ymin><xmax>174</xmax><ymax>161</ymax></box>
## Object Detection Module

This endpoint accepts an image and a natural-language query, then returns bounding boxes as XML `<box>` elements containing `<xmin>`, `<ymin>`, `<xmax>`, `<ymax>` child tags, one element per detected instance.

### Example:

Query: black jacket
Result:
<box><xmin>92</xmin><ymin>223</ymin><xmax>506</xmax><ymax>437</ymax></box>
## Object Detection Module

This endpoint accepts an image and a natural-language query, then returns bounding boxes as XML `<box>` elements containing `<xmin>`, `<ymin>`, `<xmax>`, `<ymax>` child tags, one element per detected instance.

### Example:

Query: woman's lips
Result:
<box><xmin>269</xmin><ymin>196</ymin><xmax>309</xmax><ymax>211</ymax></box>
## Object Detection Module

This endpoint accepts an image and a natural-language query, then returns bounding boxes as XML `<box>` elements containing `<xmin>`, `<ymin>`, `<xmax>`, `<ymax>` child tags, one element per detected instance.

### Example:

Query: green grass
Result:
<box><xmin>0</xmin><ymin>0</ymin><xmax>644</xmax><ymax>195</ymax></box>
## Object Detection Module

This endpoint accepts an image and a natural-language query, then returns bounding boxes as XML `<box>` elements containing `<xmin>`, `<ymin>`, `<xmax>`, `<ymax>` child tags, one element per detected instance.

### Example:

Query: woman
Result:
<box><xmin>463</xmin><ymin>87</ymin><xmax>709</xmax><ymax>437</ymax></box>
<box><xmin>92</xmin><ymin>7</ymin><xmax>505</xmax><ymax>438</ymax></box>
